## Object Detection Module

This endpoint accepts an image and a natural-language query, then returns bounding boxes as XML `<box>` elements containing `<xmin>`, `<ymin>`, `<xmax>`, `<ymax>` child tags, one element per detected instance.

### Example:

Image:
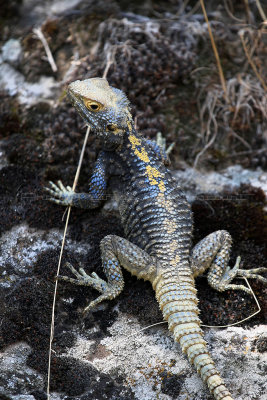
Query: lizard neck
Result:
<box><xmin>115</xmin><ymin>126</ymin><xmax>162</xmax><ymax>173</ymax></box>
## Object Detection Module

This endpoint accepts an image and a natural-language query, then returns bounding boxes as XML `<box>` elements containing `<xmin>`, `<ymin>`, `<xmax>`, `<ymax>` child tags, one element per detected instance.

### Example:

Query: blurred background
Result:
<box><xmin>1</xmin><ymin>0</ymin><xmax>266</xmax><ymax>170</ymax></box>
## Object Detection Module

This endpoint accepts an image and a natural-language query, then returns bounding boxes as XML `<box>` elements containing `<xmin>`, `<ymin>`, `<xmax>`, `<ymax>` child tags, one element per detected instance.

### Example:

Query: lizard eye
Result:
<box><xmin>107</xmin><ymin>124</ymin><xmax>117</xmax><ymax>132</ymax></box>
<box><xmin>85</xmin><ymin>100</ymin><xmax>101</xmax><ymax>112</ymax></box>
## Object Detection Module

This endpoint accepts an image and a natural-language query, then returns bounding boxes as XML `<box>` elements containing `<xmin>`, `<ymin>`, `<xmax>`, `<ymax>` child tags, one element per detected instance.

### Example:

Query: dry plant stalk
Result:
<box><xmin>201</xmin><ymin>277</ymin><xmax>261</xmax><ymax>328</ymax></box>
<box><xmin>239</xmin><ymin>29</ymin><xmax>267</xmax><ymax>91</ymax></box>
<box><xmin>194</xmin><ymin>73</ymin><xmax>266</xmax><ymax>166</ymax></box>
<box><xmin>255</xmin><ymin>0</ymin><xmax>266</xmax><ymax>20</ymax></box>
<box><xmin>195</xmin><ymin>3</ymin><xmax>266</xmax><ymax>166</ymax></box>
<box><xmin>33</xmin><ymin>27</ymin><xmax>57</xmax><ymax>73</ymax></box>
<box><xmin>47</xmin><ymin>125</ymin><xmax>91</xmax><ymax>400</ymax></box>
<box><xmin>200</xmin><ymin>0</ymin><xmax>229</xmax><ymax>103</ymax></box>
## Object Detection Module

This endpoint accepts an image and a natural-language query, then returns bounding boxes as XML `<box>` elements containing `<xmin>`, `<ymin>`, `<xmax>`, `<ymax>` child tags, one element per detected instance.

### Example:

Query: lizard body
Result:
<box><xmin>45</xmin><ymin>78</ymin><xmax>267</xmax><ymax>400</ymax></box>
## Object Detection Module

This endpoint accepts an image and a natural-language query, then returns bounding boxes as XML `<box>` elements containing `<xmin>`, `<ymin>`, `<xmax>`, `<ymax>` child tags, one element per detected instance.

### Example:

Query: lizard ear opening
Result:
<box><xmin>107</xmin><ymin>124</ymin><xmax>118</xmax><ymax>132</ymax></box>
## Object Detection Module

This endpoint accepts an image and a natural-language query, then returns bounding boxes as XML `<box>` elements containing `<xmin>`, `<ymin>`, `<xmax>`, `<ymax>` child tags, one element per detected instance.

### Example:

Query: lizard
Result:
<box><xmin>45</xmin><ymin>77</ymin><xmax>267</xmax><ymax>400</ymax></box>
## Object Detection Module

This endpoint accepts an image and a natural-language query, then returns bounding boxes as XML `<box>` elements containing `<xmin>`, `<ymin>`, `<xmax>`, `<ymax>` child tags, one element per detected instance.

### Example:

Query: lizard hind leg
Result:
<box><xmin>58</xmin><ymin>261</ymin><xmax>123</xmax><ymax>313</ymax></box>
<box><xmin>191</xmin><ymin>230</ymin><xmax>267</xmax><ymax>294</ymax></box>
<box><xmin>58</xmin><ymin>234</ymin><xmax>157</xmax><ymax>313</ymax></box>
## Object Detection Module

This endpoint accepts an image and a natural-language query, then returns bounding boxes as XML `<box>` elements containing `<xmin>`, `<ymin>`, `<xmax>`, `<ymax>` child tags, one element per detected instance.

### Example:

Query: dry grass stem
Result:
<box><xmin>255</xmin><ymin>0</ymin><xmax>267</xmax><ymax>20</ymax></box>
<box><xmin>200</xmin><ymin>0</ymin><xmax>229</xmax><ymax>103</ymax></box>
<box><xmin>243</xmin><ymin>30</ymin><xmax>261</xmax><ymax>73</ymax></box>
<box><xmin>223</xmin><ymin>0</ymin><xmax>245</xmax><ymax>22</ymax></box>
<box><xmin>195</xmin><ymin>73</ymin><xmax>266</xmax><ymax>165</ymax></box>
<box><xmin>102</xmin><ymin>45</ymin><xmax>118</xmax><ymax>79</ymax></box>
<box><xmin>239</xmin><ymin>29</ymin><xmax>267</xmax><ymax>91</ymax></box>
<box><xmin>243</xmin><ymin>0</ymin><xmax>252</xmax><ymax>24</ymax></box>
<box><xmin>229</xmin><ymin>129</ymin><xmax>251</xmax><ymax>149</ymax></box>
<box><xmin>33</xmin><ymin>27</ymin><xmax>57</xmax><ymax>73</ymax></box>
<box><xmin>184</xmin><ymin>0</ymin><xmax>201</xmax><ymax>17</ymax></box>
<box><xmin>47</xmin><ymin>126</ymin><xmax>91</xmax><ymax>400</ymax></box>
<box><xmin>202</xmin><ymin>278</ymin><xmax>261</xmax><ymax>328</ymax></box>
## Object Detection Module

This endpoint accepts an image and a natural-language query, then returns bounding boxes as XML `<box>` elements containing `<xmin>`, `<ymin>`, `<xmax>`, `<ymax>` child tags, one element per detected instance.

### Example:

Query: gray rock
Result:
<box><xmin>0</xmin><ymin>62</ymin><xmax>59</xmax><ymax>105</ymax></box>
<box><xmin>0</xmin><ymin>343</ymin><xmax>43</xmax><ymax>396</ymax></box>
<box><xmin>2</xmin><ymin>39</ymin><xmax>22</xmax><ymax>66</ymax></box>
<box><xmin>174</xmin><ymin>165</ymin><xmax>267</xmax><ymax>203</ymax></box>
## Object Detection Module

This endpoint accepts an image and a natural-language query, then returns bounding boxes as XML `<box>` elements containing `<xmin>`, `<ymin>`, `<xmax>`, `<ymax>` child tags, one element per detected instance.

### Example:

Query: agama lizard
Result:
<box><xmin>45</xmin><ymin>78</ymin><xmax>267</xmax><ymax>400</ymax></box>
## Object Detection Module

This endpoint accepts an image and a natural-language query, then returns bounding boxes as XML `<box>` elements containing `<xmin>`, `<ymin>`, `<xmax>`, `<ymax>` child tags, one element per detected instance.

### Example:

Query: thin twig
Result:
<box><xmin>239</xmin><ymin>30</ymin><xmax>267</xmax><ymax>91</ymax></box>
<box><xmin>255</xmin><ymin>0</ymin><xmax>266</xmax><ymax>21</ymax></box>
<box><xmin>229</xmin><ymin>129</ymin><xmax>252</xmax><ymax>150</ymax></box>
<box><xmin>243</xmin><ymin>0</ymin><xmax>252</xmax><ymax>25</ymax></box>
<box><xmin>243</xmin><ymin>30</ymin><xmax>260</xmax><ymax>73</ymax></box>
<box><xmin>184</xmin><ymin>0</ymin><xmax>201</xmax><ymax>17</ymax></box>
<box><xmin>201</xmin><ymin>278</ymin><xmax>261</xmax><ymax>328</ymax></box>
<box><xmin>200</xmin><ymin>0</ymin><xmax>229</xmax><ymax>103</ymax></box>
<box><xmin>131</xmin><ymin>277</ymin><xmax>261</xmax><ymax>334</ymax></box>
<box><xmin>47</xmin><ymin>126</ymin><xmax>91</xmax><ymax>400</ymax></box>
<box><xmin>193</xmin><ymin>129</ymin><xmax>217</xmax><ymax>168</ymax></box>
<box><xmin>33</xmin><ymin>27</ymin><xmax>57</xmax><ymax>73</ymax></box>
<box><xmin>102</xmin><ymin>46</ymin><xmax>117</xmax><ymax>79</ymax></box>
<box><xmin>224</xmin><ymin>148</ymin><xmax>266</xmax><ymax>158</ymax></box>
<box><xmin>128</xmin><ymin>321</ymin><xmax>167</xmax><ymax>337</ymax></box>
<box><xmin>223</xmin><ymin>0</ymin><xmax>245</xmax><ymax>23</ymax></box>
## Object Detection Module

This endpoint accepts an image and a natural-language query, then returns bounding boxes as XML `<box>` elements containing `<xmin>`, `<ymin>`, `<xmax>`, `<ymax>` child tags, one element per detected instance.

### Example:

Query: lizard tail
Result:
<box><xmin>155</xmin><ymin>272</ymin><xmax>234</xmax><ymax>400</ymax></box>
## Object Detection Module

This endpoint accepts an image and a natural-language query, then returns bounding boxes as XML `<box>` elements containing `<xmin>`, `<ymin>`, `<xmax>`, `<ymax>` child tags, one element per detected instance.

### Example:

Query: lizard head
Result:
<box><xmin>68</xmin><ymin>78</ymin><xmax>133</xmax><ymax>149</ymax></box>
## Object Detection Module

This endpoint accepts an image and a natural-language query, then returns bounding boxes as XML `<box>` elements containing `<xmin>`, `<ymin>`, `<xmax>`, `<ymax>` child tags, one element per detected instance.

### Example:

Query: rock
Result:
<box><xmin>2</xmin><ymin>39</ymin><xmax>22</xmax><ymax>66</ymax></box>
<box><xmin>0</xmin><ymin>62</ymin><xmax>59</xmax><ymax>105</ymax></box>
<box><xmin>174</xmin><ymin>165</ymin><xmax>267</xmax><ymax>203</ymax></box>
<box><xmin>0</xmin><ymin>343</ymin><xmax>43</xmax><ymax>397</ymax></box>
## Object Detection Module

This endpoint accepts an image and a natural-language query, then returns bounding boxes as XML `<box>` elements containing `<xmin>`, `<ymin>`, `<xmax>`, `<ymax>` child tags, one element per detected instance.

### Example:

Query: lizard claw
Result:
<box><xmin>44</xmin><ymin>180</ymin><xmax>75</xmax><ymax>206</ymax></box>
<box><xmin>220</xmin><ymin>257</ymin><xmax>267</xmax><ymax>294</ymax></box>
<box><xmin>61</xmin><ymin>262</ymin><xmax>109</xmax><ymax>293</ymax></box>
<box><xmin>58</xmin><ymin>262</ymin><xmax>121</xmax><ymax>313</ymax></box>
<box><xmin>236</xmin><ymin>266</ymin><xmax>267</xmax><ymax>284</ymax></box>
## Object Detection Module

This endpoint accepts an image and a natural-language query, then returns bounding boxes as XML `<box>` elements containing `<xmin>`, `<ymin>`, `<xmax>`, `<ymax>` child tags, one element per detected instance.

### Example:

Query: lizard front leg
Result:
<box><xmin>191</xmin><ymin>230</ymin><xmax>267</xmax><ymax>293</ymax></box>
<box><xmin>58</xmin><ymin>235</ymin><xmax>157</xmax><ymax>313</ymax></box>
<box><xmin>44</xmin><ymin>151</ymin><xmax>109</xmax><ymax>209</ymax></box>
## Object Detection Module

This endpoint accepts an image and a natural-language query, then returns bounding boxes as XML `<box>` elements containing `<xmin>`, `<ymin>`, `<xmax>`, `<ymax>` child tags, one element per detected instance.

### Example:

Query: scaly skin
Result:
<box><xmin>45</xmin><ymin>78</ymin><xmax>267</xmax><ymax>400</ymax></box>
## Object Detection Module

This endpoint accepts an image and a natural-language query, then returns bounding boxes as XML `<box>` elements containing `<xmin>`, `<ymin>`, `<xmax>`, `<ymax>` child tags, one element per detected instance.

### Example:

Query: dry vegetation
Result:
<box><xmin>0</xmin><ymin>0</ymin><xmax>266</xmax><ymax>171</ymax></box>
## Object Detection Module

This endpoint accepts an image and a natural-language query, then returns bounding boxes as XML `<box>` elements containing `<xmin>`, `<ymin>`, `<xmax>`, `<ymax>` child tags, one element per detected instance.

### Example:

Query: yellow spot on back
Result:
<box><xmin>146</xmin><ymin>165</ymin><xmax>166</xmax><ymax>192</ymax></box>
<box><xmin>127</xmin><ymin>121</ymin><xmax>132</xmax><ymax>132</ymax></box>
<box><xmin>158</xmin><ymin>180</ymin><xmax>166</xmax><ymax>193</ymax></box>
<box><xmin>128</xmin><ymin>134</ymin><xmax>166</xmax><ymax>192</ymax></box>
<box><xmin>129</xmin><ymin>134</ymin><xmax>150</xmax><ymax>163</ymax></box>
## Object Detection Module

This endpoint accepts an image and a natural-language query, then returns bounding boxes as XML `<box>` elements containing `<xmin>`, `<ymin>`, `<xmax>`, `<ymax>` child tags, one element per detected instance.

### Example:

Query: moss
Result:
<box><xmin>192</xmin><ymin>185</ymin><xmax>267</xmax><ymax>327</ymax></box>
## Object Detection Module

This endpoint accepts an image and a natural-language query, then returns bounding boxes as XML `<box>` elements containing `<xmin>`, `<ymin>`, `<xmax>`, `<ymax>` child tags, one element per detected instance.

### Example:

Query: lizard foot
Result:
<box><xmin>44</xmin><ymin>180</ymin><xmax>75</xmax><ymax>206</ymax></box>
<box><xmin>58</xmin><ymin>262</ymin><xmax>121</xmax><ymax>313</ymax></box>
<box><xmin>220</xmin><ymin>256</ymin><xmax>267</xmax><ymax>293</ymax></box>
